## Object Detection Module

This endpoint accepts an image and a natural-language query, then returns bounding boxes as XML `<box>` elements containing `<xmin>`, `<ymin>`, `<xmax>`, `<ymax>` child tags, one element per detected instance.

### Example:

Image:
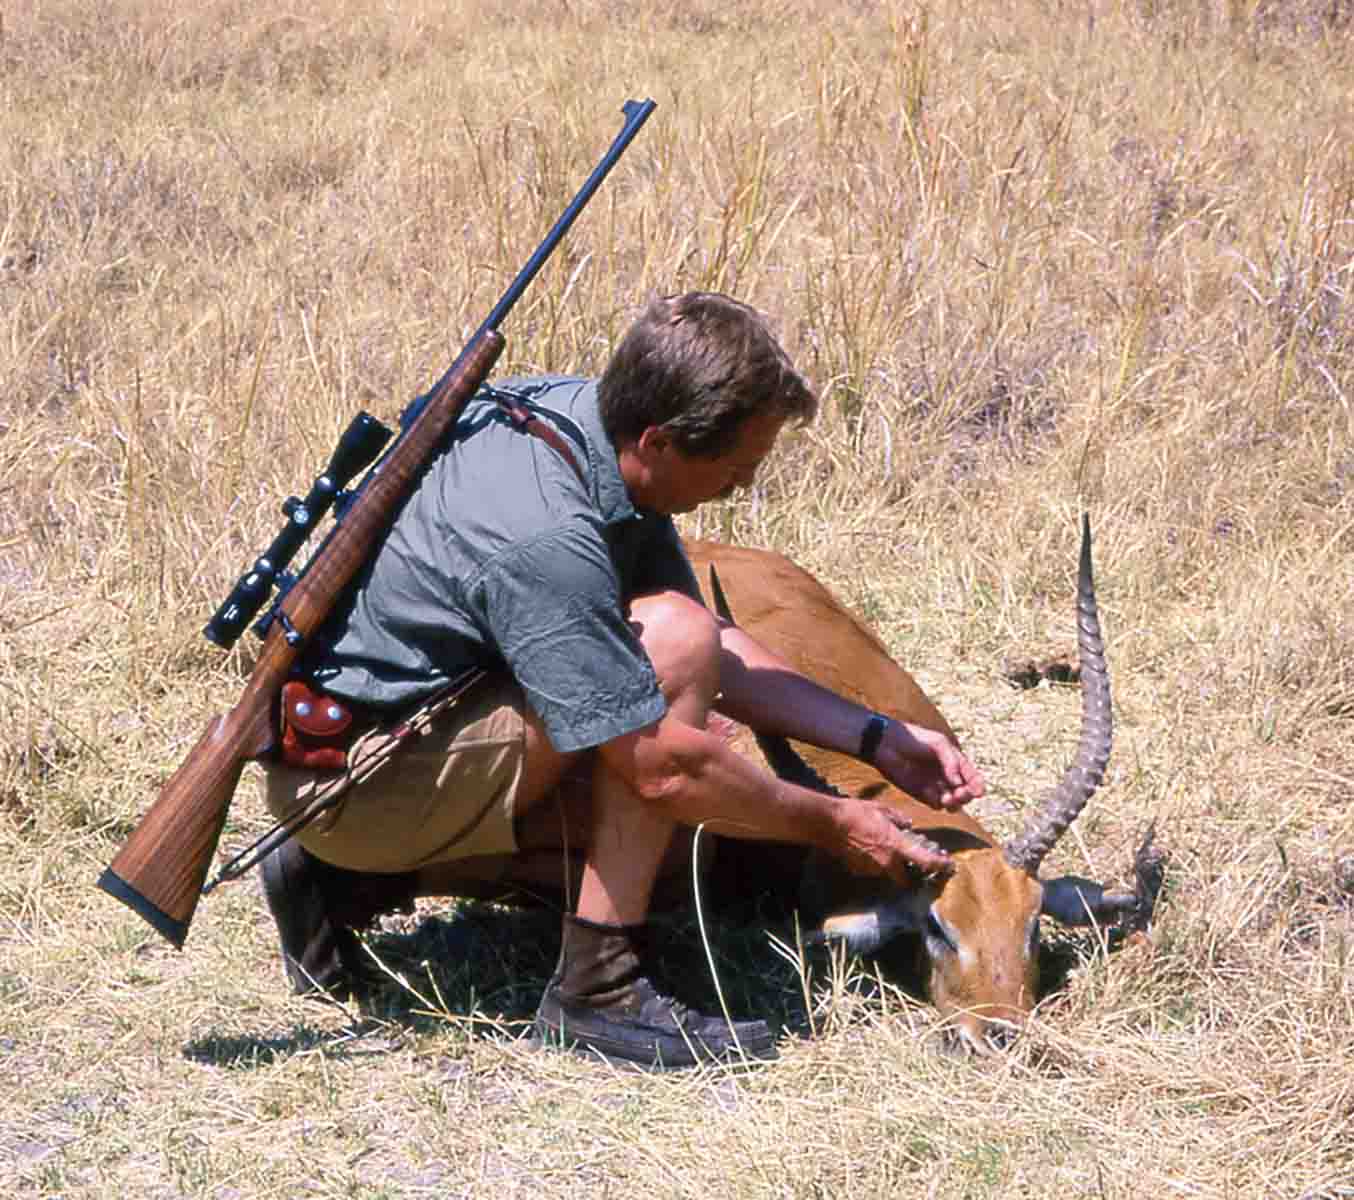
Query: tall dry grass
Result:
<box><xmin>1</xmin><ymin>0</ymin><xmax>1352</xmax><ymax>1196</ymax></box>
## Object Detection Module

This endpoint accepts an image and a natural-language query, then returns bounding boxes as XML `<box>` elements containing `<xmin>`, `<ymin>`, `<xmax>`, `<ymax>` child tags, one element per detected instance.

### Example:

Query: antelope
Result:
<box><xmin>683</xmin><ymin>517</ymin><xmax>1141</xmax><ymax>1054</ymax></box>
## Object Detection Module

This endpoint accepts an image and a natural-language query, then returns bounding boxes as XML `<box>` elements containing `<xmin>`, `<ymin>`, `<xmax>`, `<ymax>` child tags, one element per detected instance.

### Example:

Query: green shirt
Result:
<box><xmin>305</xmin><ymin>376</ymin><xmax>701</xmax><ymax>753</ymax></box>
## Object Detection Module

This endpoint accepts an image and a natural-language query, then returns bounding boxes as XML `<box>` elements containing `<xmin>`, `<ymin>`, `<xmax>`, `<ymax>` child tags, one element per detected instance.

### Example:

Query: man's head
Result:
<box><xmin>601</xmin><ymin>292</ymin><xmax>817</xmax><ymax>513</ymax></box>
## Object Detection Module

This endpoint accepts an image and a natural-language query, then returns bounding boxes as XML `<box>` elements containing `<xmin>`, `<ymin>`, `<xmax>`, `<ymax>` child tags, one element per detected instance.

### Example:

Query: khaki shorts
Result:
<box><xmin>263</xmin><ymin>674</ymin><xmax>528</xmax><ymax>873</ymax></box>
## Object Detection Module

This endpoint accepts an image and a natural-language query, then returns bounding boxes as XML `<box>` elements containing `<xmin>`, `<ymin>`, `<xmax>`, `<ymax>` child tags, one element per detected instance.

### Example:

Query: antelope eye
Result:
<box><xmin>925</xmin><ymin>910</ymin><xmax>953</xmax><ymax>951</ymax></box>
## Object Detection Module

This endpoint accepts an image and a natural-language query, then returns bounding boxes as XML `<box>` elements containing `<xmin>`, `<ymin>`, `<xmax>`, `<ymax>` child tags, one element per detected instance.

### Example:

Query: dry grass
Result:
<box><xmin>2</xmin><ymin>0</ymin><xmax>1353</xmax><ymax>1196</ymax></box>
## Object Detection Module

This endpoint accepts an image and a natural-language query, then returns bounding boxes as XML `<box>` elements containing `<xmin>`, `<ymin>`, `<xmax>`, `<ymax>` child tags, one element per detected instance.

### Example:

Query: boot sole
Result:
<box><xmin>532</xmin><ymin>1014</ymin><xmax>778</xmax><ymax>1071</ymax></box>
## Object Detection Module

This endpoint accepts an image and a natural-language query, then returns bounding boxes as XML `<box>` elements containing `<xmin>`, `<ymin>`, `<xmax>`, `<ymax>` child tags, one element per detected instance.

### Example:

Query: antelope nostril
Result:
<box><xmin>938</xmin><ymin>1028</ymin><xmax>971</xmax><ymax>1058</ymax></box>
<box><xmin>984</xmin><ymin>1021</ymin><xmax>1019</xmax><ymax>1051</ymax></box>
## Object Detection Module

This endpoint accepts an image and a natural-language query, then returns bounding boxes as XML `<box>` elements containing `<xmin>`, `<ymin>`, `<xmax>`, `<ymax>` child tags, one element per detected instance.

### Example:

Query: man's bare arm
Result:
<box><xmin>595</xmin><ymin>713</ymin><xmax>953</xmax><ymax>881</ymax></box>
<box><xmin>711</xmin><ymin>623</ymin><xmax>985</xmax><ymax>811</ymax></box>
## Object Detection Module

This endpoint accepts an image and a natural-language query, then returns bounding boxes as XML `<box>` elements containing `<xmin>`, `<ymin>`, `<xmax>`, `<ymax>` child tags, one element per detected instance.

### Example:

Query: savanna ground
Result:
<box><xmin>2</xmin><ymin>0</ymin><xmax>1353</xmax><ymax>1196</ymax></box>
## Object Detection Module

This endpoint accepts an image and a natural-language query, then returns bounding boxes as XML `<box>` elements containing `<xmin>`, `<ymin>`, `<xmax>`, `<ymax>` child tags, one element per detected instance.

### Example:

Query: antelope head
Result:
<box><xmin>817</xmin><ymin>518</ymin><xmax>1134</xmax><ymax>1051</ymax></box>
<box><xmin>699</xmin><ymin>516</ymin><xmax>1138</xmax><ymax>1054</ymax></box>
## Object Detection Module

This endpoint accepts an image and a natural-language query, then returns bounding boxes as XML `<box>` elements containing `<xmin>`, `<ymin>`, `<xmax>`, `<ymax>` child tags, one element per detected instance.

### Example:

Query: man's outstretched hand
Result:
<box><xmin>872</xmin><ymin>719</ymin><xmax>986</xmax><ymax>811</ymax></box>
<box><xmin>837</xmin><ymin>799</ymin><xmax>955</xmax><ymax>883</ymax></box>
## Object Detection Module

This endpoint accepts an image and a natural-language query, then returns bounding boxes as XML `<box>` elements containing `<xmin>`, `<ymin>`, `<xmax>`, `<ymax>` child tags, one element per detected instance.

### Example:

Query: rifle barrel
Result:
<box><xmin>418</xmin><ymin>98</ymin><xmax>656</xmax><ymax>407</ymax></box>
<box><xmin>480</xmin><ymin>99</ymin><xmax>655</xmax><ymax>337</ymax></box>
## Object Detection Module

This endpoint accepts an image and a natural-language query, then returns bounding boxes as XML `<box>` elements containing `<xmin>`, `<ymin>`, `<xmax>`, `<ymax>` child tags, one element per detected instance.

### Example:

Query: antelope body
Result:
<box><xmin>684</xmin><ymin>522</ymin><xmax>1135</xmax><ymax>1053</ymax></box>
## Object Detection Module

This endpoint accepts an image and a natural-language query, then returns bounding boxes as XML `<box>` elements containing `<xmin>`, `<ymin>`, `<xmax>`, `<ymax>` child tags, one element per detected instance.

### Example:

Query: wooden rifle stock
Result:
<box><xmin>98</xmin><ymin>97</ymin><xmax>656</xmax><ymax>948</ymax></box>
<box><xmin>98</xmin><ymin>330</ymin><xmax>505</xmax><ymax>947</ymax></box>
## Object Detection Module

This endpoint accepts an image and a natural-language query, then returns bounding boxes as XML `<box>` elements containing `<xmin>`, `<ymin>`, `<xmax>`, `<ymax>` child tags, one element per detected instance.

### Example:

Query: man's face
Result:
<box><xmin>630</xmin><ymin>409</ymin><xmax>786</xmax><ymax>514</ymax></box>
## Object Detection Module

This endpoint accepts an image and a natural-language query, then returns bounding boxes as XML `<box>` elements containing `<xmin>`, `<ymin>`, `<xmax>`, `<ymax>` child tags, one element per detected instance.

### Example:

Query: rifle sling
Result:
<box><xmin>207</xmin><ymin>666</ymin><xmax>488</xmax><ymax>892</ymax></box>
<box><xmin>491</xmin><ymin>390</ymin><xmax>587</xmax><ymax>484</ymax></box>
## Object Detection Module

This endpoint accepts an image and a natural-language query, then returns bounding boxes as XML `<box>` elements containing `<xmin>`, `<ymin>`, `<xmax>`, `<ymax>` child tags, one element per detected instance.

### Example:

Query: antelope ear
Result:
<box><xmin>815</xmin><ymin>898</ymin><xmax>924</xmax><ymax>956</ymax></box>
<box><xmin>1041</xmin><ymin>875</ymin><xmax>1138</xmax><ymax>926</ymax></box>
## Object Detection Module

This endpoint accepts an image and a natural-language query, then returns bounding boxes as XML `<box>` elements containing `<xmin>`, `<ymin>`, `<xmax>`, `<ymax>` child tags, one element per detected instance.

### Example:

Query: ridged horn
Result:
<box><xmin>1003</xmin><ymin>514</ymin><xmax>1113</xmax><ymax>875</ymax></box>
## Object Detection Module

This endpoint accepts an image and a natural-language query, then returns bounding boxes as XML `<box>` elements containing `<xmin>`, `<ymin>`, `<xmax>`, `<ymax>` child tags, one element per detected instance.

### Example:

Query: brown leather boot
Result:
<box><xmin>533</xmin><ymin>914</ymin><xmax>778</xmax><ymax>1069</ymax></box>
<box><xmin>260</xmin><ymin>840</ymin><xmax>416</xmax><ymax>998</ymax></box>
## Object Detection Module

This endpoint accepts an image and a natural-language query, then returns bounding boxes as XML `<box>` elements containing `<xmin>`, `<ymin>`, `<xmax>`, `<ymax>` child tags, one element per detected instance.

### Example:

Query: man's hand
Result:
<box><xmin>835</xmin><ymin>798</ymin><xmax>954</xmax><ymax>883</ymax></box>
<box><xmin>873</xmin><ymin>719</ymin><xmax>985</xmax><ymax>811</ymax></box>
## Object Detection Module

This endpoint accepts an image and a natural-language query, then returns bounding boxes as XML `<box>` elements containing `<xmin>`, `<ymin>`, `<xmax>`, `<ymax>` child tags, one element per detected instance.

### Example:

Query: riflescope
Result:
<box><xmin>203</xmin><ymin>411</ymin><xmax>394</xmax><ymax>649</ymax></box>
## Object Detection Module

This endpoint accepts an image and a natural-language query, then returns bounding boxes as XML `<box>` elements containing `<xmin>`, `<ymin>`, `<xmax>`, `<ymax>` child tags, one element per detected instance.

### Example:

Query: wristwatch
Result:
<box><xmin>858</xmin><ymin>712</ymin><xmax>891</xmax><ymax>765</ymax></box>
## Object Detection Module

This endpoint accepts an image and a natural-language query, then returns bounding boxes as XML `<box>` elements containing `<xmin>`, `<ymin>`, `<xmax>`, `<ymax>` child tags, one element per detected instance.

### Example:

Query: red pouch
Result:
<box><xmin>279</xmin><ymin>680</ymin><xmax>357</xmax><ymax>771</ymax></box>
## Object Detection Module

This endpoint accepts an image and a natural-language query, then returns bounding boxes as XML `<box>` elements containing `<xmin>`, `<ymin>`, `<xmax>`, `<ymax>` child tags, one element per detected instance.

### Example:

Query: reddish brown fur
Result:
<box><xmin>684</xmin><ymin>539</ymin><xmax>986</xmax><ymax>841</ymax></box>
<box><xmin>685</xmin><ymin>539</ymin><xmax>1045</xmax><ymax>1051</ymax></box>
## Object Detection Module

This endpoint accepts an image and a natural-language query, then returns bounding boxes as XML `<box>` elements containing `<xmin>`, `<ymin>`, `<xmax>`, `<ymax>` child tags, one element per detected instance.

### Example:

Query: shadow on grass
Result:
<box><xmin>183</xmin><ymin>1024</ymin><xmax>391</xmax><ymax>1068</ymax></box>
<box><xmin>183</xmin><ymin>830</ymin><xmax>1166</xmax><ymax>1069</ymax></box>
<box><xmin>353</xmin><ymin>899</ymin><xmax>814</xmax><ymax>1038</ymax></box>
<box><xmin>182</xmin><ymin>895</ymin><xmax>815</xmax><ymax>1070</ymax></box>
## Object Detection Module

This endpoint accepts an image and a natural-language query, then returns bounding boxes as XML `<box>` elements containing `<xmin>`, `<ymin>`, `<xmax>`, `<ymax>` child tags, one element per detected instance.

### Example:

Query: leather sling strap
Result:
<box><xmin>490</xmin><ymin>390</ymin><xmax>587</xmax><ymax>484</ymax></box>
<box><xmin>208</xmin><ymin>666</ymin><xmax>488</xmax><ymax>892</ymax></box>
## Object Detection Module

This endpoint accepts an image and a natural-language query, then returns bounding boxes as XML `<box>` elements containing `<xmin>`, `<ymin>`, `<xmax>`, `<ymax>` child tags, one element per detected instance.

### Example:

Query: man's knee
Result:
<box><xmin>628</xmin><ymin>591</ymin><xmax>721</xmax><ymax>700</ymax></box>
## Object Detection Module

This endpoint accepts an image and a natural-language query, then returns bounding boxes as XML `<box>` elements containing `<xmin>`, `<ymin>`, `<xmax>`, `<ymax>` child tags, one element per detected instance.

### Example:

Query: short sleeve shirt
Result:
<box><xmin>304</xmin><ymin>376</ymin><xmax>702</xmax><ymax>754</ymax></box>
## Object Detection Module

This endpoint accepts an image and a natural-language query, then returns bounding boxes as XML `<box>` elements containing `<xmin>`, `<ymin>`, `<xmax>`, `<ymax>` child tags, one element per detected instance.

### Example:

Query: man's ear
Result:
<box><xmin>634</xmin><ymin>425</ymin><xmax>674</xmax><ymax>459</ymax></box>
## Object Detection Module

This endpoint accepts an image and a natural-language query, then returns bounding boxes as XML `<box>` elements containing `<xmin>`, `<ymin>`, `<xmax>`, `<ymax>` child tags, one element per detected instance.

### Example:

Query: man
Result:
<box><xmin>261</xmin><ymin>292</ymin><xmax>984</xmax><ymax>1068</ymax></box>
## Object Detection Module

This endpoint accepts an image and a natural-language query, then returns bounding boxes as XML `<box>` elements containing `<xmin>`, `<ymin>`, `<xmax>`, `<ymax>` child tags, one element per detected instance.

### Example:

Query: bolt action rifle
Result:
<box><xmin>98</xmin><ymin>99</ymin><xmax>657</xmax><ymax>949</ymax></box>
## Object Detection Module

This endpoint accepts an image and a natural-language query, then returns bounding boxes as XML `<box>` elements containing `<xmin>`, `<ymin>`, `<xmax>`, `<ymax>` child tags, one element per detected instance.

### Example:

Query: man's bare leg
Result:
<box><xmin>418</xmin><ymin>591</ymin><xmax>717</xmax><ymax>921</ymax></box>
<box><xmin>574</xmin><ymin>591</ymin><xmax>720</xmax><ymax>925</ymax></box>
<box><xmin>412</xmin><ymin>755</ymin><xmax>698</xmax><ymax>911</ymax></box>
<box><xmin>533</xmin><ymin>592</ymin><xmax>777</xmax><ymax>1067</ymax></box>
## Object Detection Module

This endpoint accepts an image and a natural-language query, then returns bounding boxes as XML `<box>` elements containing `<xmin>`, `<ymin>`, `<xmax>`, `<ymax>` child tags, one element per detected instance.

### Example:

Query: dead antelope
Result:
<box><xmin>685</xmin><ymin>518</ymin><xmax>1141</xmax><ymax>1054</ymax></box>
